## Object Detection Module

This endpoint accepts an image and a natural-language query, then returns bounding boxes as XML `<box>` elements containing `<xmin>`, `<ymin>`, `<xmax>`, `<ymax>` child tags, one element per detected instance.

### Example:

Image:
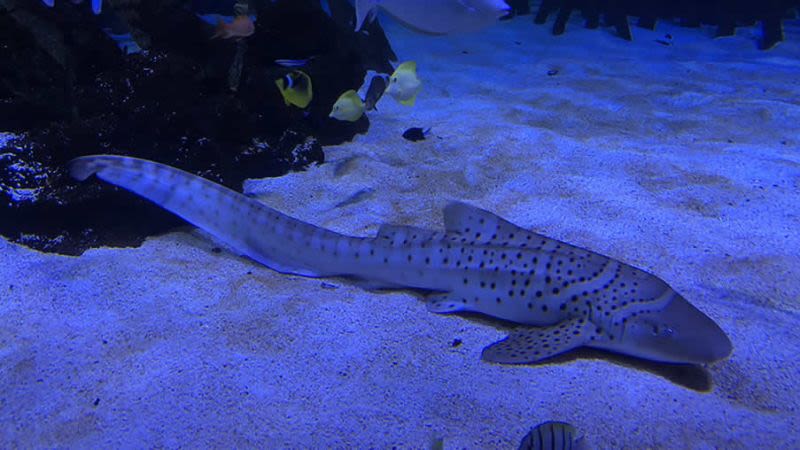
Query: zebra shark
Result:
<box><xmin>69</xmin><ymin>155</ymin><xmax>732</xmax><ymax>365</ymax></box>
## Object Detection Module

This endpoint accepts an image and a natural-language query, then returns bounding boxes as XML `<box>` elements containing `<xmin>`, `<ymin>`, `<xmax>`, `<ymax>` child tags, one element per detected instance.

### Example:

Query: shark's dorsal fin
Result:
<box><xmin>443</xmin><ymin>201</ymin><xmax>546</xmax><ymax>248</ymax></box>
<box><xmin>443</xmin><ymin>202</ymin><xmax>603</xmax><ymax>261</ymax></box>
<box><xmin>481</xmin><ymin>318</ymin><xmax>597</xmax><ymax>364</ymax></box>
<box><xmin>376</xmin><ymin>224</ymin><xmax>443</xmax><ymax>247</ymax></box>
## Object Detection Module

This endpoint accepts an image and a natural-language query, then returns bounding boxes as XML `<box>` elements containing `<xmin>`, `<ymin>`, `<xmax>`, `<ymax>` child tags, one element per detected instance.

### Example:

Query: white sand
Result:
<box><xmin>2</xmin><ymin>14</ymin><xmax>800</xmax><ymax>448</ymax></box>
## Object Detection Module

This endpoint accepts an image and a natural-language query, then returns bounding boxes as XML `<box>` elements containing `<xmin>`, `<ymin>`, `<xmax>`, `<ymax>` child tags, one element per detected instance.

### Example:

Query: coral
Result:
<box><xmin>0</xmin><ymin>0</ymin><xmax>396</xmax><ymax>255</ymax></box>
<box><xmin>520</xmin><ymin>0</ymin><xmax>800</xmax><ymax>49</ymax></box>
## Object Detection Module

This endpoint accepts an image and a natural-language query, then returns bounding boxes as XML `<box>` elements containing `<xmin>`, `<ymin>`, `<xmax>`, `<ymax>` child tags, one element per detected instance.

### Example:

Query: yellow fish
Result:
<box><xmin>518</xmin><ymin>421</ymin><xmax>585</xmax><ymax>450</ymax></box>
<box><xmin>275</xmin><ymin>70</ymin><xmax>313</xmax><ymax>108</ymax></box>
<box><xmin>386</xmin><ymin>61</ymin><xmax>422</xmax><ymax>106</ymax></box>
<box><xmin>329</xmin><ymin>90</ymin><xmax>366</xmax><ymax>122</ymax></box>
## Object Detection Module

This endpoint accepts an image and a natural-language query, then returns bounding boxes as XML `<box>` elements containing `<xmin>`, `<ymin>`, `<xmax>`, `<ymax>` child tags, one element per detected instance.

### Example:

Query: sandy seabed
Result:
<box><xmin>2</xmin><ymin>13</ymin><xmax>800</xmax><ymax>449</ymax></box>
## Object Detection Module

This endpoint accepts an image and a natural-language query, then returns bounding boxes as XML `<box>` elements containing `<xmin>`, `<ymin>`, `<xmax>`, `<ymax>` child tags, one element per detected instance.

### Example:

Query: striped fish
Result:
<box><xmin>519</xmin><ymin>421</ymin><xmax>584</xmax><ymax>450</ymax></box>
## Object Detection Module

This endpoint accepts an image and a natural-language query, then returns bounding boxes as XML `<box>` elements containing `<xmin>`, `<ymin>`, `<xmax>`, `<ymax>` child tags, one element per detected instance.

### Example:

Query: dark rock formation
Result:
<box><xmin>529</xmin><ymin>0</ymin><xmax>800</xmax><ymax>48</ymax></box>
<box><xmin>507</xmin><ymin>0</ymin><xmax>532</xmax><ymax>16</ymax></box>
<box><xmin>0</xmin><ymin>0</ymin><xmax>396</xmax><ymax>255</ymax></box>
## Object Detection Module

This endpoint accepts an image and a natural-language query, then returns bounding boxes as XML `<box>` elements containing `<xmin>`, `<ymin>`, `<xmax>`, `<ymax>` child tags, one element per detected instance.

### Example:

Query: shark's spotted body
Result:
<box><xmin>69</xmin><ymin>155</ymin><xmax>732</xmax><ymax>365</ymax></box>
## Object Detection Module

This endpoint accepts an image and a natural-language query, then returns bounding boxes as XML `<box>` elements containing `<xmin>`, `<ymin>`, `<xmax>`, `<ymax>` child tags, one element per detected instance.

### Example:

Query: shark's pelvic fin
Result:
<box><xmin>425</xmin><ymin>293</ymin><xmax>471</xmax><ymax>314</ymax></box>
<box><xmin>443</xmin><ymin>201</ymin><xmax>544</xmax><ymax>247</ymax></box>
<box><xmin>481</xmin><ymin>318</ymin><xmax>597</xmax><ymax>364</ymax></box>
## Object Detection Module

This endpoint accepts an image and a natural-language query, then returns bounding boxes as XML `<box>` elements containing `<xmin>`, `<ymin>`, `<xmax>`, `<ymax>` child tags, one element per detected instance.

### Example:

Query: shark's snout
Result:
<box><xmin>616</xmin><ymin>294</ymin><xmax>732</xmax><ymax>364</ymax></box>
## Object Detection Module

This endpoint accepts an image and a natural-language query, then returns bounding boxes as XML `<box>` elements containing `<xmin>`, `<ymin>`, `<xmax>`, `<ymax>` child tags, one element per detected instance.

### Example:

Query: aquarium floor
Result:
<box><xmin>2</xmin><ymin>15</ymin><xmax>799</xmax><ymax>449</ymax></box>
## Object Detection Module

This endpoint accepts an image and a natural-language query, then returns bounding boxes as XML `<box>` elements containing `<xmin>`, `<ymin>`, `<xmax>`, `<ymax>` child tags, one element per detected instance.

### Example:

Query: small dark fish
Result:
<box><xmin>547</xmin><ymin>69</ymin><xmax>559</xmax><ymax>76</ymax></box>
<box><xmin>519</xmin><ymin>421</ymin><xmax>584</xmax><ymax>450</ymax></box>
<box><xmin>364</xmin><ymin>75</ymin><xmax>387</xmax><ymax>111</ymax></box>
<box><xmin>402</xmin><ymin>127</ymin><xmax>430</xmax><ymax>142</ymax></box>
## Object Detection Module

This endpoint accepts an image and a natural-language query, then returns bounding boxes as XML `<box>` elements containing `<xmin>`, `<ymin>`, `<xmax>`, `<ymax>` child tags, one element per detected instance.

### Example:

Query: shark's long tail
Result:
<box><xmin>69</xmin><ymin>155</ymin><xmax>350</xmax><ymax>276</ymax></box>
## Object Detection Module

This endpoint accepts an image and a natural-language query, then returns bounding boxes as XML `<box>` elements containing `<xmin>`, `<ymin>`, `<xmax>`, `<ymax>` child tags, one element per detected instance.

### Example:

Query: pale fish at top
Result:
<box><xmin>386</xmin><ymin>62</ymin><xmax>422</xmax><ymax>106</ymax></box>
<box><xmin>355</xmin><ymin>0</ymin><xmax>511</xmax><ymax>35</ymax></box>
<box><xmin>68</xmin><ymin>155</ymin><xmax>733</xmax><ymax>366</ymax></box>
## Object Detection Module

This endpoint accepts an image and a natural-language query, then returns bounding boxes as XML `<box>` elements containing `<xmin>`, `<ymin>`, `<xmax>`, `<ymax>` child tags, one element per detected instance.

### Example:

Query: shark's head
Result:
<box><xmin>610</xmin><ymin>294</ymin><xmax>733</xmax><ymax>364</ymax></box>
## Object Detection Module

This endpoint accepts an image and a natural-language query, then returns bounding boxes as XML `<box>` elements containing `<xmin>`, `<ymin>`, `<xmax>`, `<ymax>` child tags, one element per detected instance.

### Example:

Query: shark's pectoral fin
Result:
<box><xmin>481</xmin><ymin>318</ymin><xmax>596</xmax><ymax>364</ymax></box>
<box><xmin>426</xmin><ymin>293</ymin><xmax>472</xmax><ymax>314</ymax></box>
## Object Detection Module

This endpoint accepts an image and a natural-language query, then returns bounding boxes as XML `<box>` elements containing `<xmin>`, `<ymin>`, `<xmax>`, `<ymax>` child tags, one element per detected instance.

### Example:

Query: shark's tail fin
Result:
<box><xmin>68</xmin><ymin>155</ymin><xmax>346</xmax><ymax>277</ymax></box>
<box><xmin>68</xmin><ymin>155</ymin><xmax>107</xmax><ymax>181</ymax></box>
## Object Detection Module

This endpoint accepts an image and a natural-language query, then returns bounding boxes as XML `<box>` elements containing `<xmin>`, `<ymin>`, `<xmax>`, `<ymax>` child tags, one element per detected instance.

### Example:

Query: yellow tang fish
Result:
<box><xmin>386</xmin><ymin>61</ymin><xmax>422</xmax><ymax>106</ymax></box>
<box><xmin>329</xmin><ymin>90</ymin><xmax>366</xmax><ymax>122</ymax></box>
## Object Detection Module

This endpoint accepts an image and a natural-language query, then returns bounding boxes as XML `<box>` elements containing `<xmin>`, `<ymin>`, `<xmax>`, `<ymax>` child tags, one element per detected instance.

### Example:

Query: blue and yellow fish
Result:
<box><xmin>275</xmin><ymin>70</ymin><xmax>313</xmax><ymax>109</ymax></box>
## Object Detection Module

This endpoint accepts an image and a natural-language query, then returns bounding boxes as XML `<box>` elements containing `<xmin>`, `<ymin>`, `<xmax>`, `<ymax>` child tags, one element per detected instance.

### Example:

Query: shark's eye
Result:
<box><xmin>651</xmin><ymin>324</ymin><xmax>674</xmax><ymax>338</ymax></box>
